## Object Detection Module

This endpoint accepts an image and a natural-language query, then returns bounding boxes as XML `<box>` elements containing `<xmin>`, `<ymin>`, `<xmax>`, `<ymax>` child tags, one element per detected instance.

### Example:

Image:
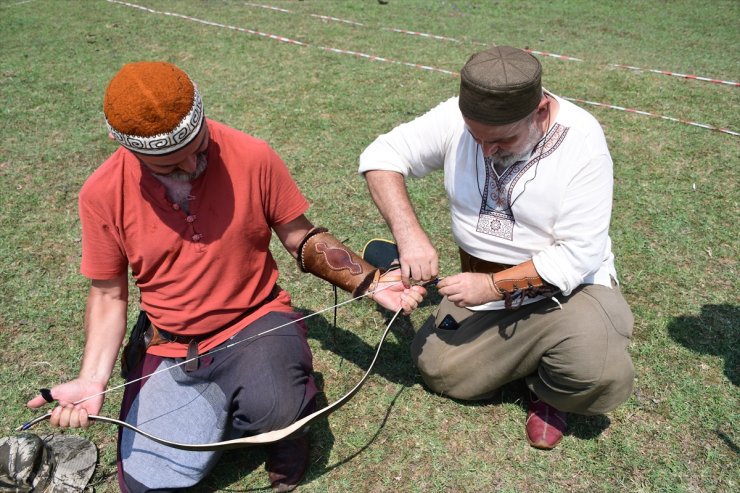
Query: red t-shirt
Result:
<box><xmin>79</xmin><ymin>120</ymin><xmax>309</xmax><ymax>357</ymax></box>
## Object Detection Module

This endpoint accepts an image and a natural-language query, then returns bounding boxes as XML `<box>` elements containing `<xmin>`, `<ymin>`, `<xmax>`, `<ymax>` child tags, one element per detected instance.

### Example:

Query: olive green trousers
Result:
<box><xmin>411</xmin><ymin>283</ymin><xmax>634</xmax><ymax>415</ymax></box>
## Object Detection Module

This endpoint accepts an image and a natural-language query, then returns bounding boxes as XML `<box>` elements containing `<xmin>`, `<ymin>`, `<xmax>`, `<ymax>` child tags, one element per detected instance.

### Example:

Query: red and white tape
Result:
<box><xmin>311</xmin><ymin>14</ymin><xmax>365</xmax><ymax>27</ymax></box>
<box><xmin>245</xmin><ymin>2</ymin><xmax>738</xmax><ymax>87</ymax></box>
<box><xmin>111</xmin><ymin>1</ymin><xmax>307</xmax><ymax>46</ymax></box>
<box><xmin>389</xmin><ymin>27</ymin><xmax>463</xmax><ymax>43</ymax></box>
<box><xmin>318</xmin><ymin>47</ymin><xmax>457</xmax><ymax>76</ymax></box>
<box><xmin>563</xmin><ymin>98</ymin><xmax>739</xmax><ymax>137</ymax></box>
<box><xmin>108</xmin><ymin>1</ymin><xmax>738</xmax><ymax>137</ymax></box>
<box><xmin>609</xmin><ymin>64</ymin><xmax>739</xmax><ymax>87</ymax></box>
<box><xmin>245</xmin><ymin>3</ymin><xmax>582</xmax><ymax>62</ymax></box>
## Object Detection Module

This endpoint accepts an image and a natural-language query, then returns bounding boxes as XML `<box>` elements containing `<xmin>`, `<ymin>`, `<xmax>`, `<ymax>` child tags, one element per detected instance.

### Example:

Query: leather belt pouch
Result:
<box><xmin>120</xmin><ymin>311</ymin><xmax>151</xmax><ymax>379</ymax></box>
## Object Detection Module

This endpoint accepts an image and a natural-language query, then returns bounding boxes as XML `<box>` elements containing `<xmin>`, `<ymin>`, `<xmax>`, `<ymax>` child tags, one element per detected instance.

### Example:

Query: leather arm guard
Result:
<box><xmin>297</xmin><ymin>228</ymin><xmax>380</xmax><ymax>297</ymax></box>
<box><xmin>492</xmin><ymin>260</ymin><xmax>559</xmax><ymax>310</ymax></box>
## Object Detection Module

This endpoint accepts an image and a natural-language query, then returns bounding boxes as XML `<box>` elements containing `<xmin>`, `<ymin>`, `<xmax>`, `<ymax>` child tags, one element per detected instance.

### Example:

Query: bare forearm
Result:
<box><xmin>274</xmin><ymin>214</ymin><xmax>315</xmax><ymax>259</ymax></box>
<box><xmin>79</xmin><ymin>275</ymin><xmax>129</xmax><ymax>386</ymax></box>
<box><xmin>364</xmin><ymin>170</ymin><xmax>439</xmax><ymax>283</ymax></box>
<box><xmin>364</xmin><ymin>170</ymin><xmax>425</xmax><ymax>243</ymax></box>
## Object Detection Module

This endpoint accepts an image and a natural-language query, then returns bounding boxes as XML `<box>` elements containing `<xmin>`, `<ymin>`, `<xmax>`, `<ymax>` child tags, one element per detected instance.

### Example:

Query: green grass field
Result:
<box><xmin>1</xmin><ymin>1</ymin><xmax>737</xmax><ymax>491</ymax></box>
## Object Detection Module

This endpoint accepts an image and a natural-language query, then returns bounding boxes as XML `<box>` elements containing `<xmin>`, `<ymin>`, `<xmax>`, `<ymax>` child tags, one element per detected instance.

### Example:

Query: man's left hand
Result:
<box><xmin>436</xmin><ymin>272</ymin><xmax>500</xmax><ymax>307</ymax></box>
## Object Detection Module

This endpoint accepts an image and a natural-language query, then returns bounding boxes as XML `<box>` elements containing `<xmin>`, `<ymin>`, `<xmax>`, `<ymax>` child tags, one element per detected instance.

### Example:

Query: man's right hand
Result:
<box><xmin>26</xmin><ymin>378</ymin><xmax>106</xmax><ymax>429</ymax></box>
<box><xmin>397</xmin><ymin>235</ymin><xmax>439</xmax><ymax>287</ymax></box>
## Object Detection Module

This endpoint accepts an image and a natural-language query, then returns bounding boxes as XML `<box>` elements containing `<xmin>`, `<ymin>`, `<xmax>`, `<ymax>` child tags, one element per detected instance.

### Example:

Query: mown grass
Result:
<box><xmin>1</xmin><ymin>1</ymin><xmax>737</xmax><ymax>492</ymax></box>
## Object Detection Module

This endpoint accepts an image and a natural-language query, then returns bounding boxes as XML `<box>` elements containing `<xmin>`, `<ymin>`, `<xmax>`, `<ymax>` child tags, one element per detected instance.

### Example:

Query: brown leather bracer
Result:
<box><xmin>297</xmin><ymin>228</ymin><xmax>380</xmax><ymax>297</ymax></box>
<box><xmin>491</xmin><ymin>260</ymin><xmax>560</xmax><ymax>310</ymax></box>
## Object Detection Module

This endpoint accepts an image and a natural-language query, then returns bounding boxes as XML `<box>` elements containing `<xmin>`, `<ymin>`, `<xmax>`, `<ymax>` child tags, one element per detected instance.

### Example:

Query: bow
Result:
<box><xmin>18</xmin><ymin>303</ymin><xmax>404</xmax><ymax>451</ymax></box>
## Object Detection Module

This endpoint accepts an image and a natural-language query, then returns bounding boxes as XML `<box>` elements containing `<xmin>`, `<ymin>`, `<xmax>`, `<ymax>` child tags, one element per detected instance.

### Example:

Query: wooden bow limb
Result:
<box><xmin>18</xmin><ymin>307</ymin><xmax>404</xmax><ymax>452</ymax></box>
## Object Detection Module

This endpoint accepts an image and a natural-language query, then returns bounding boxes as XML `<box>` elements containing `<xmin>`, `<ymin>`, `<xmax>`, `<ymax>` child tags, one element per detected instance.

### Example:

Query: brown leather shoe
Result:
<box><xmin>265</xmin><ymin>434</ymin><xmax>310</xmax><ymax>492</ymax></box>
<box><xmin>526</xmin><ymin>396</ymin><xmax>568</xmax><ymax>450</ymax></box>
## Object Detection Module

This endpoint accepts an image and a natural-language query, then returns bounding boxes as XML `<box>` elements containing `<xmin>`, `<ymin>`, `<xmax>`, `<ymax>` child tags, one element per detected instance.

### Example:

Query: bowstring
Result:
<box><xmin>19</xmin><ymin>278</ymin><xmax>415</xmax><ymax>430</ymax></box>
<box><xmin>85</xmin><ymin>284</ymin><xmax>398</xmax><ymax>404</ymax></box>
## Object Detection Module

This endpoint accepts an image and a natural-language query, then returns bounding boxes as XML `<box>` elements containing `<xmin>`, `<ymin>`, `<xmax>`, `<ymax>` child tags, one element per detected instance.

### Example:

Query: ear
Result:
<box><xmin>536</xmin><ymin>95</ymin><xmax>549</xmax><ymax>112</ymax></box>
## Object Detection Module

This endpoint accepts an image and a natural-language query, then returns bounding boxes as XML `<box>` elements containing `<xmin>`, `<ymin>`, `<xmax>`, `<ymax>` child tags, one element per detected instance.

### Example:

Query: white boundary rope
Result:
<box><xmin>562</xmin><ymin>98</ymin><xmax>739</xmax><ymax>137</ymax></box>
<box><xmin>107</xmin><ymin>1</ymin><xmax>738</xmax><ymax>136</ymax></box>
<box><xmin>245</xmin><ymin>2</ymin><xmax>738</xmax><ymax>87</ymax></box>
<box><xmin>608</xmin><ymin>64</ymin><xmax>739</xmax><ymax>88</ymax></box>
<box><xmin>244</xmin><ymin>3</ymin><xmax>582</xmax><ymax>61</ymax></box>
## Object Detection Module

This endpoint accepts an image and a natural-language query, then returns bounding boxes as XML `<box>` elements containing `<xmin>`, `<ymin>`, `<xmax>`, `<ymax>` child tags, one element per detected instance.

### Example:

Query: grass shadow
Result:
<box><xmin>299</xmin><ymin>305</ymin><xmax>423</xmax><ymax>389</ymax></box>
<box><xmin>667</xmin><ymin>303</ymin><xmax>739</xmax><ymax>385</ymax></box>
<box><xmin>318</xmin><ymin>385</ymin><xmax>407</xmax><ymax>474</ymax></box>
<box><xmin>568</xmin><ymin>414</ymin><xmax>612</xmax><ymax>440</ymax></box>
<box><xmin>423</xmin><ymin>371</ymin><xmax>612</xmax><ymax>441</ymax></box>
<box><xmin>301</xmin><ymin>283</ymin><xmax>443</xmax><ymax>387</ymax></box>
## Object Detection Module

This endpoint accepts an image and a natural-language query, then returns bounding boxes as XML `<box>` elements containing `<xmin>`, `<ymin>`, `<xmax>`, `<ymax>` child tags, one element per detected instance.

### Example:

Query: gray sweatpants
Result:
<box><xmin>117</xmin><ymin>311</ymin><xmax>316</xmax><ymax>493</ymax></box>
<box><xmin>411</xmin><ymin>283</ymin><xmax>634</xmax><ymax>415</ymax></box>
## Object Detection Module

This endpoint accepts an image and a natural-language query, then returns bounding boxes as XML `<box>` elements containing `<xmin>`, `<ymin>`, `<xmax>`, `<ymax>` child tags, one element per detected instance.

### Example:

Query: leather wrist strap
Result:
<box><xmin>366</xmin><ymin>266</ymin><xmax>403</xmax><ymax>300</ymax></box>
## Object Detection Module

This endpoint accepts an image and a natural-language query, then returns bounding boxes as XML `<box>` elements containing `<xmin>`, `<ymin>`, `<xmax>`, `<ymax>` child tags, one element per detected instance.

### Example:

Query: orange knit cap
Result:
<box><xmin>103</xmin><ymin>61</ymin><xmax>204</xmax><ymax>155</ymax></box>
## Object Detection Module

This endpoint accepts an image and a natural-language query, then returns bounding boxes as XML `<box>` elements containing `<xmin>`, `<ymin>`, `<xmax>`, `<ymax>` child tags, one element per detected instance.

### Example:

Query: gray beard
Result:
<box><xmin>489</xmin><ymin>118</ymin><xmax>545</xmax><ymax>172</ymax></box>
<box><xmin>152</xmin><ymin>153</ymin><xmax>208</xmax><ymax>212</ymax></box>
<box><xmin>491</xmin><ymin>148</ymin><xmax>532</xmax><ymax>171</ymax></box>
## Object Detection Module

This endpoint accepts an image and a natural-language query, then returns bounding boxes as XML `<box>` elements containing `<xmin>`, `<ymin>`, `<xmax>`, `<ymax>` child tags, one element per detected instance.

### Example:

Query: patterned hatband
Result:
<box><xmin>105</xmin><ymin>86</ymin><xmax>204</xmax><ymax>156</ymax></box>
